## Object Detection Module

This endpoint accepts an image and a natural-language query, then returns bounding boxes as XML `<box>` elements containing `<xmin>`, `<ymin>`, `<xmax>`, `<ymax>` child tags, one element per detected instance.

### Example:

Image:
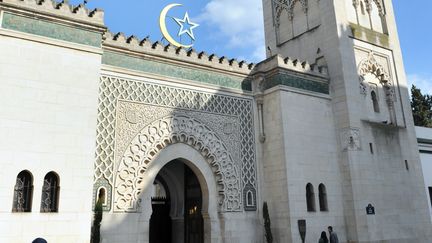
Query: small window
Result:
<box><xmin>41</xmin><ymin>172</ymin><xmax>60</xmax><ymax>212</ymax></box>
<box><xmin>306</xmin><ymin>183</ymin><xmax>316</xmax><ymax>212</ymax></box>
<box><xmin>246</xmin><ymin>190</ymin><xmax>254</xmax><ymax>207</ymax></box>
<box><xmin>13</xmin><ymin>170</ymin><xmax>33</xmax><ymax>212</ymax></box>
<box><xmin>97</xmin><ymin>187</ymin><xmax>107</xmax><ymax>205</ymax></box>
<box><xmin>428</xmin><ymin>187</ymin><xmax>432</xmax><ymax>208</ymax></box>
<box><xmin>371</xmin><ymin>90</ymin><xmax>380</xmax><ymax>113</ymax></box>
<box><xmin>319</xmin><ymin>184</ymin><xmax>328</xmax><ymax>212</ymax></box>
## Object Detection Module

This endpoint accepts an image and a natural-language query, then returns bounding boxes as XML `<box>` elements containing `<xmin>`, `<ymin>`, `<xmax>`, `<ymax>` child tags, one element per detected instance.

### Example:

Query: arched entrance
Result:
<box><xmin>114</xmin><ymin>115</ymin><xmax>242</xmax><ymax>213</ymax></box>
<box><xmin>114</xmin><ymin>142</ymin><xmax>225</xmax><ymax>243</ymax></box>
<box><xmin>149</xmin><ymin>159</ymin><xmax>204</xmax><ymax>243</ymax></box>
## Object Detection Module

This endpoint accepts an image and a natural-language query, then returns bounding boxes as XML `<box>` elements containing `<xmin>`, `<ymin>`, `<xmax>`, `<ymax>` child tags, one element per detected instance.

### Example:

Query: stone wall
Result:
<box><xmin>0</xmin><ymin>1</ymin><xmax>104</xmax><ymax>242</ymax></box>
<box><xmin>416</xmin><ymin>126</ymin><xmax>432</xmax><ymax>223</ymax></box>
<box><xmin>261</xmin><ymin>0</ymin><xmax>432</xmax><ymax>242</ymax></box>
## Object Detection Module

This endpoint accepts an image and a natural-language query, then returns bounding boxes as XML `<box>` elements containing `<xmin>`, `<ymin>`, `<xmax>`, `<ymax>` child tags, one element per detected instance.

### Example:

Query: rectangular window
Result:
<box><xmin>429</xmin><ymin>187</ymin><xmax>432</xmax><ymax>208</ymax></box>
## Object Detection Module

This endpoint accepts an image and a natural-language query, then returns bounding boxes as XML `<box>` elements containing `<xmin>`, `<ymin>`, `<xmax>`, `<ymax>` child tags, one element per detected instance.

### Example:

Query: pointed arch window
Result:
<box><xmin>96</xmin><ymin>187</ymin><xmax>107</xmax><ymax>206</ymax></box>
<box><xmin>12</xmin><ymin>170</ymin><xmax>33</xmax><ymax>212</ymax></box>
<box><xmin>319</xmin><ymin>184</ymin><xmax>328</xmax><ymax>211</ymax></box>
<box><xmin>360</xmin><ymin>1</ymin><xmax>366</xmax><ymax>15</ymax></box>
<box><xmin>371</xmin><ymin>90</ymin><xmax>380</xmax><ymax>113</ymax></box>
<box><xmin>246</xmin><ymin>190</ymin><xmax>254</xmax><ymax>207</ymax></box>
<box><xmin>306</xmin><ymin>183</ymin><xmax>316</xmax><ymax>212</ymax></box>
<box><xmin>40</xmin><ymin>172</ymin><xmax>60</xmax><ymax>212</ymax></box>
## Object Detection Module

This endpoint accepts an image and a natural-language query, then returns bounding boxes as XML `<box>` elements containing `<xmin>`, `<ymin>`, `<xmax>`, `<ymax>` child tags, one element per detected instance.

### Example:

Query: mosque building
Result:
<box><xmin>0</xmin><ymin>0</ymin><xmax>430</xmax><ymax>242</ymax></box>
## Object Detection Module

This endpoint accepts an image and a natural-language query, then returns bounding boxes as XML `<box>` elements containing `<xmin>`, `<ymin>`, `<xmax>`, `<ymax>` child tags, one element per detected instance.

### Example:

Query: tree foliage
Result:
<box><xmin>263</xmin><ymin>201</ymin><xmax>273</xmax><ymax>243</ymax></box>
<box><xmin>91</xmin><ymin>200</ymin><xmax>103</xmax><ymax>243</ymax></box>
<box><xmin>411</xmin><ymin>85</ymin><xmax>432</xmax><ymax>127</ymax></box>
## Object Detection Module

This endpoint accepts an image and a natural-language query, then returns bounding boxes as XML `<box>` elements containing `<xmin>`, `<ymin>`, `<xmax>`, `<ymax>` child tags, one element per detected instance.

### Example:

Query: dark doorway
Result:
<box><xmin>149</xmin><ymin>161</ymin><xmax>204</xmax><ymax>243</ymax></box>
<box><xmin>149</xmin><ymin>177</ymin><xmax>172</xmax><ymax>243</ymax></box>
<box><xmin>184</xmin><ymin>165</ymin><xmax>204</xmax><ymax>243</ymax></box>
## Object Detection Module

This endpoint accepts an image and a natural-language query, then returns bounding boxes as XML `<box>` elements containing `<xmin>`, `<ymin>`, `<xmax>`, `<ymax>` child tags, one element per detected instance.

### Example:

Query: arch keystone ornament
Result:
<box><xmin>114</xmin><ymin>115</ymin><xmax>242</xmax><ymax>212</ymax></box>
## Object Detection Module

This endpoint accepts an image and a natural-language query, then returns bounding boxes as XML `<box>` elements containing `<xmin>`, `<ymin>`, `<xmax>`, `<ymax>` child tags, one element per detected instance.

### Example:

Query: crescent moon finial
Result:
<box><xmin>159</xmin><ymin>3</ymin><xmax>194</xmax><ymax>49</ymax></box>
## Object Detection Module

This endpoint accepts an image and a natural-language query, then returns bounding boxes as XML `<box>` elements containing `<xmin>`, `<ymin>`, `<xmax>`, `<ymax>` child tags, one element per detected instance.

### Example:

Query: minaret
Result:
<box><xmin>259</xmin><ymin>0</ymin><xmax>431</xmax><ymax>242</ymax></box>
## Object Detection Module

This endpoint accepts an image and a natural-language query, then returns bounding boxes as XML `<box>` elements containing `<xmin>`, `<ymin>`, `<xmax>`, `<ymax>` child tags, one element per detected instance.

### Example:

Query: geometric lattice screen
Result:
<box><xmin>94</xmin><ymin>75</ymin><xmax>257</xmax><ymax>211</ymax></box>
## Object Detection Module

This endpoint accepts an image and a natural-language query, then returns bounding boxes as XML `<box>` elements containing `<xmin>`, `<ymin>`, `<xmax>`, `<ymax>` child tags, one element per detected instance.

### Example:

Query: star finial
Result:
<box><xmin>173</xmin><ymin>12</ymin><xmax>199</xmax><ymax>41</ymax></box>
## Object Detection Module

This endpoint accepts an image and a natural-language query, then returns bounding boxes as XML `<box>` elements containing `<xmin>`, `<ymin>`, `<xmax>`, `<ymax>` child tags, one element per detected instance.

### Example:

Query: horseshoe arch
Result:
<box><xmin>113</xmin><ymin>115</ymin><xmax>242</xmax><ymax>212</ymax></box>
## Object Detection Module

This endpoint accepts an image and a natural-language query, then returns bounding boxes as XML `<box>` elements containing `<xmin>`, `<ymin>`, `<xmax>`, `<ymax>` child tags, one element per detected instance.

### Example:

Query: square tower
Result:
<box><xmin>259</xmin><ymin>0</ymin><xmax>432</xmax><ymax>242</ymax></box>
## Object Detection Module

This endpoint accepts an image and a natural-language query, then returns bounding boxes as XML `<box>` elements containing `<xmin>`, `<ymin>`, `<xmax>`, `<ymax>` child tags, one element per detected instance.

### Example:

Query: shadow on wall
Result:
<box><xmin>91</xmin><ymin>20</ymin><xmax>427</xmax><ymax>243</ymax></box>
<box><xmin>330</xmin><ymin>23</ymin><xmax>428</xmax><ymax>242</ymax></box>
<box><xmin>91</xmin><ymin>57</ymin><xmax>260</xmax><ymax>243</ymax></box>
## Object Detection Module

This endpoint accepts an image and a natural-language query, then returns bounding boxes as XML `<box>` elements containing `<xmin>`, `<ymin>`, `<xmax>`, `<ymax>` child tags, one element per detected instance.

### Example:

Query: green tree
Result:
<box><xmin>263</xmin><ymin>201</ymin><xmax>273</xmax><ymax>243</ymax></box>
<box><xmin>91</xmin><ymin>200</ymin><xmax>103</xmax><ymax>243</ymax></box>
<box><xmin>411</xmin><ymin>85</ymin><xmax>432</xmax><ymax>127</ymax></box>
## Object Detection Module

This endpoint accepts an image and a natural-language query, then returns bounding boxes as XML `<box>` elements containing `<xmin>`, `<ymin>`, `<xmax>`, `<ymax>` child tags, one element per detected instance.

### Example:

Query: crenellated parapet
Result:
<box><xmin>253</xmin><ymin>54</ymin><xmax>328</xmax><ymax>78</ymax></box>
<box><xmin>252</xmin><ymin>54</ymin><xmax>329</xmax><ymax>95</ymax></box>
<box><xmin>0</xmin><ymin>0</ymin><xmax>104</xmax><ymax>26</ymax></box>
<box><xmin>103</xmin><ymin>31</ymin><xmax>255</xmax><ymax>76</ymax></box>
<box><xmin>102</xmin><ymin>31</ymin><xmax>330</xmax><ymax>94</ymax></box>
<box><xmin>0</xmin><ymin>1</ymin><xmax>329</xmax><ymax>94</ymax></box>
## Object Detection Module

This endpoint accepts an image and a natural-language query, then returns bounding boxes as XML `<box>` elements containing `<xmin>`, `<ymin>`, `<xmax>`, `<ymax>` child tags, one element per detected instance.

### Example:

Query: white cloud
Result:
<box><xmin>198</xmin><ymin>0</ymin><xmax>265</xmax><ymax>62</ymax></box>
<box><xmin>407</xmin><ymin>74</ymin><xmax>432</xmax><ymax>95</ymax></box>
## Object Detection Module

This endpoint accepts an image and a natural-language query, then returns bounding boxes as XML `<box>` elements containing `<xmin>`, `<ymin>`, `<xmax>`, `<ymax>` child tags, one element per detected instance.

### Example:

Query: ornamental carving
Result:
<box><xmin>95</xmin><ymin>75</ymin><xmax>257</xmax><ymax>212</ymax></box>
<box><xmin>340</xmin><ymin>127</ymin><xmax>361</xmax><ymax>151</ymax></box>
<box><xmin>273</xmin><ymin>0</ymin><xmax>308</xmax><ymax>25</ymax></box>
<box><xmin>352</xmin><ymin>0</ymin><xmax>384</xmax><ymax>16</ymax></box>
<box><xmin>273</xmin><ymin>0</ymin><xmax>289</xmax><ymax>26</ymax></box>
<box><xmin>358</xmin><ymin>52</ymin><xmax>394</xmax><ymax>101</ymax></box>
<box><xmin>358</xmin><ymin>52</ymin><xmax>389</xmax><ymax>83</ymax></box>
<box><xmin>288</xmin><ymin>0</ymin><xmax>308</xmax><ymax>14</ymax></box>
<box><xmin>114</xmin><ymin>115</ymin><xmax>242</xmax><ymax>212</ymax></box>
<box><xmin>372</xmin><ymin>0</ymin><xmax>385</xmax><ymax>16</ymax></box>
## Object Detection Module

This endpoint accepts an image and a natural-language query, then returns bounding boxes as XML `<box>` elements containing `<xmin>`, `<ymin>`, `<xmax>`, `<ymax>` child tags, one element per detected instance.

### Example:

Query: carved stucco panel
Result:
<box><xmin>340</xmin><ymin>127</ymin><xmax>361</xmax><ymax>151</ymax></box>
<box><xmin>273</xmin><ymin>0</ymin><xmax>309</xmax><ymax>25</ymax></box>
<box><xmin>95</xmin><ymin>75</ymin><xmax>257</xmax><ymax>211</ymax></box>
<box><xmin>114</xmin><ymin>101</ymin><xmax>241</xmax><ymax>168</ymax></box>
<box><xmin>356</xmin><ymin>50</ymin><xmax>395</xmax><ymax>101</ymax></box>
<box><xmin>114</xmin><ymin>114</ymin><xmax>242</xmax><ymax>212</ymax></box>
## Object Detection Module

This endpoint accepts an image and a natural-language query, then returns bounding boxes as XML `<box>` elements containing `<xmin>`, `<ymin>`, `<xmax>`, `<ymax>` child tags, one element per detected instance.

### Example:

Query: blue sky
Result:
<box><xmin>72</xmin><ymin>0</ymin><xmax>431</xmax><ymax>94</ymax></box>
<box><xmin>393</xmin><ymin>1</ymin><xmax>432</xmax><ymax>94</ymax></box>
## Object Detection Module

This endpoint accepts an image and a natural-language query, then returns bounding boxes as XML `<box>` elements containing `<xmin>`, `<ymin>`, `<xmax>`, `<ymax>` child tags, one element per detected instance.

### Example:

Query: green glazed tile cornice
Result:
<box><xmin>264</xmin><ymin>72</ymin><xmax>329</xmax><ymax>94</ymax></box>
<box><xmin>102</xmin><ymin>51</ymin><xmax>252</xmax><ymax>91</ymax></box>
<box><xmin>1</xmin><ymin>12</ymin><xmax>102</xmax><ymax>47</ymax></box>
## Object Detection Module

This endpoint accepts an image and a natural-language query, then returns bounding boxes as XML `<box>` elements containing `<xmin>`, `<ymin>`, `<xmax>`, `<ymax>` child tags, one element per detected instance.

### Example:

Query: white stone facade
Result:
<box><xmin>416</xmin><ymin>126</ymin><xmax>432</xmax><ymax>222</ymax></box>
<box><xmin>0</xmin><ymin>14</ymin><xmax>103</xmax><ymax>243</ymax></box>
<box><xmin>0</xmin><ymin>0</ymin><xmax>430</xmax><ymax>243</ymax></box>
<box><xmin>262</xmin><ymin>0</ymin><xmax>432</xmax><ymax>242</ymax></box>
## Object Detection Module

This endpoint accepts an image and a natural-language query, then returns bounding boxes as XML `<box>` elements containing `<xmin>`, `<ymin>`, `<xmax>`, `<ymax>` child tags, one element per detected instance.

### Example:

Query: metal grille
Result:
<box><xmin>40</xmin><ymin>172</ymin><xmax>59</xmax><ymax>212</ymax></box>
<box><xmin>13</xmin><ymin>171</ymin><xmax>33</xmax><ymax>212</ymax></box>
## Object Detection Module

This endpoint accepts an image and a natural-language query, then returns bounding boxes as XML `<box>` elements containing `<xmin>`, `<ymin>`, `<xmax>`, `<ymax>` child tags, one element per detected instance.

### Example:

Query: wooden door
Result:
<box><xmin>184</xmin><ymin>166</ymin><xmax>203</xmax><ymax>243</ymax></box>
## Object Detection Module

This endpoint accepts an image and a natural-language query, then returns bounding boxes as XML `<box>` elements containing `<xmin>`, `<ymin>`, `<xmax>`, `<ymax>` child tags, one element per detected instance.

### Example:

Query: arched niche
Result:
<box><xmin>358</xmin><ymin>52</ymin><xmax>396</xmax><ymax>124</ymax></box>
<box><xmin>290</xmin><ymin>0</ymin><xmax>308</xmax><ymax>36</ymax></box>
